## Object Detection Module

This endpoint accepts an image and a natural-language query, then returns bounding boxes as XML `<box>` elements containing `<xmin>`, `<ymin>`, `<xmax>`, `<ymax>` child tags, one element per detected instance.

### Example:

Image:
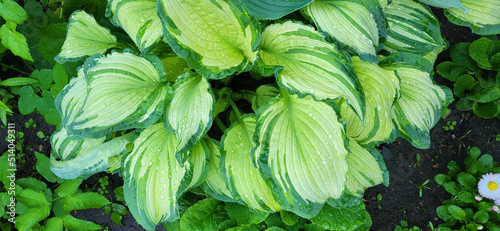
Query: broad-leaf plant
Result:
<box><xmin>49</xmin><ymin>0</ymin><xmax>458</xmax><ymax>230</ymax></box>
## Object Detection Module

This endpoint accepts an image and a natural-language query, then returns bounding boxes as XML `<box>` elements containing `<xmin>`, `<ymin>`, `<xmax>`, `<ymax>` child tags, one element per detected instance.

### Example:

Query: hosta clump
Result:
<box><xmin>50</xmin><ymin>0</ymin><xmax>452</xmax><ymax>230</ymax></box>
<box><xmin>434</xmin><ymin>147</ymin><xmax>500</xmax><ymax>230</ymax></box>
<box><xmin>436</xmin><ymin>37</ymin><xmax>500</xmax><ymax>119</ymax></box>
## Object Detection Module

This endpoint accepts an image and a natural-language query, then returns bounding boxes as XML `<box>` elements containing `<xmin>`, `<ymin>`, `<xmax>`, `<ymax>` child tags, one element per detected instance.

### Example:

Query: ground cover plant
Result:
<box><xmin>1</xmin><ymin>0</ymin><xmax>500</xmax><ymax>230</ymax></box>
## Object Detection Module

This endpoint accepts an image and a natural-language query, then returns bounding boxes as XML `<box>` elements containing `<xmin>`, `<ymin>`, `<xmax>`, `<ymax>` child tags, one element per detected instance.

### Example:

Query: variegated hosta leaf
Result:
<box><xmin>124</xmin><ymin>123</ymin><xmax>186</xmax><ymax>231</ymax></box>
<box><xmin>241</xmin><ymin>0</ymin><xmax>313</xmax><ymax>20</ymax></box>
<box><xmin>55</xmin><ymin>10</ymin><xmax>117</xmax><ymax>64</ymax></box>
<box><xmin>339</xmin><ymin>56</ymin><xmax>399</xmax><ymax>146</ymax></box>
<box><xmin>179</xmin><ymin>138</ymin><xmax>210</xmax><ymax>193</ymax></box>
<box><xmin>384</xmin><ymin>0</ymin><xmax>445</xmax><ymax>54</ymax></box>
<box><xmin>251</xmin><ymin>84</ymin><xmax>280</xmax><ymax>112</ymax></box>
<box><xmin>55</xmin><ymin>69</ymin><xmax>87</xmax><ymax>126</ymax></box>
<box><xmin>200</xmin><ymin>138</ymin><xmax>235</xmax><ymax>202</ymax></box>
<box><xmin>383</xmin><ymin>63</ymin><xmax>452</xmax><ymax>149</ymax></box>
<box><xmin>50</xmin><ymin>133</ymin><xmax>130</xmax><ymax>179</ymax></box>
<box><xmin>253</xmin><ymin>89</ymin><xmax>348</xmax><ymax>218</ymax></box>
<box><xmin>50</xmin><ymin>127</ymin><xmax>106</xmax><ymax>161</ymax></box>
<box><xmin>258</xmin><ymin>21</ymin><xmax>365</xmax><ymax>119</ymax></box>
<box><xmin>68</xmin><ymin>51</ymin><xmax>171</xmax><ymax>138</ymax></box>
<box><xmin>157</xmin><ymin>0</ymin><xmax>260</xmax><ymax>79</ymax></box>
<box><xmin>220</xmin><ymin>115</ymin><xmax>281</xmax><ymax>212</ymax></box>
<box><xmin>302</xmin><ymin>0</ymin><xmax>386</xmax><ymax>63</ymax></box>
<box><xmin>345</xmin><ymin>138</ymin><xmax>385</xmax><ymax>196</ymax></box>
<box><xmin>445</xmin><ymin>0</ymin><xmax>500</xmax><ymax>35</ymax></box>
<box><xmin>417</xmin><ymin>0</ymin><xmax>467</xmax><ymax>12</ymax></box>
<box><xmin>107</xmin><ymin>0</ymin><xmax>162</xmax><ymax>53</ymax></box>
<box><xmin>164</xmin><ymin>72</ymin><xmax>215</xmax><ymax>155</ymax></box>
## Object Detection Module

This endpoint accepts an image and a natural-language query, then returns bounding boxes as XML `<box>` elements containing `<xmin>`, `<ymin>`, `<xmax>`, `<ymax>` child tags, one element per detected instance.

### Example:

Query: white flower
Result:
<box><xmin>478</xmin><ymin>173</ymin><xmax>500</xmax><ymax>200</ymax></box>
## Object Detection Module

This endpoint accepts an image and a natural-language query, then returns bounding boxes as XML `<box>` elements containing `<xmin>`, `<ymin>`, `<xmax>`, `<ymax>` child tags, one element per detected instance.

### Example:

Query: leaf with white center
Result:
<box><xmin>50</xmin><ymin>127</ymin><xmax>106</xmax><ymax>161</ymax></box>
<box><xmin>157</xmin><ymin>0</ymin><xmax>260</xmax><ymax>79</ymax></box>
<box><xmin>258</xmin><ymin>21</ymin><xmax>365</xmax><ymax>119</ymax></box>
<box><xmin>55</xmin><ymin>69</ymin><xmax>87</xmax><ymax>126</ymax></box>
<box><xmin>302</xmin><ymin>0</ymin><xmax>386</xmax><ymax>63</ymax></box>
<box><xmin>124</xmin><ymin>123</ymin><xmax>186</xmax><ymax>231</ymax></box>
<box><xmin>345</xmin><ymin>138</ymin><xmax>385</xmax><ymax>196</ymax></box>
<box><xmin>220</xmin><ymin>114</ymin><xmax>281</xmax><ymax>213</ymax></box>
<box><xmin>382</xmin><ymin>55</ymin><xmax>452</xmax><ymax>149</ymax></box>
<box><xmin>241</xmin><ymin>0</ymin><xmax>313</xmax><ymax>20</ymax></box>
<box><xmin>251</xmin><ymin>84</ymin><xmax>280</xmax><ymax>112</ymax></box>
<box><xmin>339</xmin><ymin>56</ymin><xmax>399</xmax><ymax>146</ymax></box>
<box><xmin>55</xmin><ymin>10</ymin><xmax>117</xmax><ymax>64</ymax></box>
<box><xmin>50</xmin><ymin>133</ymin><xmax>131</xmax><ymax>179</ymax></box>
<box><xmin>417</xmin><ymin>0</ymin><xmax>467</xmax><ymax>12</ymax></box>
<box><xmin>107</xmin><ymin>0</ymin><xmax>162</xmax><ymax>53</ymax></box>
<box><xmin>445</xmin><ymin>0</ymin><xmax>500</xmax><ymax>35</ymax></box>
<box><xmin>383</xmin><ymin>0</ymin><xmax>445</xmax><ymax>54</ymax></box>
<box><xmin>179</xmin><ymin>139</ymin><xmax>210</xmax><ymax>193</ymax></box>
<box><xmin>201</xmin><ymin>138</ymin><xmax>235</xmax><ymax>202</ymax></box>
<box><xmin>164</xmin><ymin>72</ymin><xmax>214</xmax><ymax>155</ymax></box>
<box><xmin>253</xmin><ymin>89</ymin><xmax>348</xmax><ymax>218</ymax></box>
<box><xmin>68</xmin><ymin>51</ymin><xmax>171</xmax><ymax>138</ymax></box>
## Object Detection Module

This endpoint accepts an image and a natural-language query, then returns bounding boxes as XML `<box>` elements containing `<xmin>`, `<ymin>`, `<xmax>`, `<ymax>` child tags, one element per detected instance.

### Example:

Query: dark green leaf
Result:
<box><xmin>447</xmin><ymin>160</ymin><xmax>461</xmax><ymax>172</ymax></box>
<box><xmin>478</xmin><ymin>202</ymin><xmax>493</xmax><ymax>212</ymax></box>
<box><xmin>0</xmin><ymin>77</ymin><xmax>39</xmax><ymax>86</ymax></box>
<box><xmin>473</xmin><ymin>101</ymin><xmax>500</xmax><ymax>118</ymax></box>
<box><xmin>43</xmin><ymin>107</ymin><xmax>61</xmax><ymax>125</ymax></box>
<box><xmin>52</xmin><ymin>63</ymin><xmax>68</xmax><ymax>87</ymax></box>
<box><xmin>62</xmin><ymin>214</ymin><xmax>103</xmax><ymax>231</ymax></box>
<box><xmin>56</xmin><ymin>179</ymin><xmax>83</xmax><ymax>197</ymax></box>
<box><xmin>478</xmin><ymin>154</ymin><xmax>494</xmax><ymax>168</ymax></box>
<box><xmin>62</xmin><ymin>192</ymin><xmax>111</xmax><ymax>210</ymax></box>
<box><xmin>180</xmin><ymin>198</ymin><xmax>221</xmax><ymax>231</ymax></box>
<box><xmin>457</xmin><ymin>172</ymin><xmax>476</xmax><ymax>189</ymax></box>
<box><xmin>38</xmin><ymin>23</ymin><xmax>67</xmax><ymax>66</ymax></box>
<box><xmin>16</xmin><ymin>177</ymin><xmax>47</xmax><ymax>191</ymax></box>
<box><xmin>30</xmin><ymin>69</ymin><xmax>53</xmax><ymax>91</ymax></box>
<box><xmin>448</xmin><ymin>205</ymin><xmax>465</xmax><ymax>221</ymax></box>
<box><xmin>436</xmin><ymin>61</ymin><xmax>467</xmax><ymax>81</ymax></box>
<box><xmin>469</xmin><ymin>37</ymin><xmax>495</xmax><ymax>70</ymax></box>
<box><xmin>473</xmin><ymin>210</ymin><xmax>489</xmax><ymax>224</ymax></box>
<box><xmin>280</xmin><ymin>210</ymin><xmax>299</xmax><ymax>226</ymax></box>
<box><xmin>457</xmin><ymin>191</ymin><xmax>474</xmax><ymax>203</ymax></box>
<box><xmin>450</xmin><ymin>42</ymin><xmax>479</xmax><ymax>71</ymax></box>
<box><xmin>469</xmin><ymin>147</ymin><xmax>481</xmax><ymax>159</ymax></box>
<box><xmin>467</xmin><ymin>85</ymin><xmax>500</xmax><ymax>103</ymax></box>
<box><xmin>454</xmin><ymin>74</ymin><xmax>477</xmax><ymax>98</ymax></box>
<box><xmin>225</xmin><ymin>202</ymin><xmax>269</xmax><ymax>225</ymax></box>
<box><xmin>443</xmin><ymin>182</ymin><xmax>462</xmax><ymax>195</ymax></box>
<box><xmin>35</xmin><ymin>151</ymin><xmax>57</xmax><ymax>183</ymax></box>
<box><xmin>456</xmin><ymin>98</ymin><xmax>474</xmax><ymax>111</ymax></box>
<box><xmin>111</xmin><ymin>212</ymin><xmax>123</xmax><ymax>227</ymax></box>
<box><xmin>491</xmin><ymin>53</ymin><xmax>500</xmax><ymax>71</ymax></box>
<box><xmin>434</xmin><ymin>174</ymin><xmax>451</xmax><ymax>186</ymax></box>
<box><xmin>18</xmin><ymin>86</ymin><xmax>39</xmax><ymax>115</ymax></box>
<box><xmin>311</xmin><ymin>195</ymin><xmax>369</xmax><ymax>230</ymax></box>
<box><xmin>112</xmin><ymin>203</ymin><xmax>129</xmax><ymax>216</ymax></box>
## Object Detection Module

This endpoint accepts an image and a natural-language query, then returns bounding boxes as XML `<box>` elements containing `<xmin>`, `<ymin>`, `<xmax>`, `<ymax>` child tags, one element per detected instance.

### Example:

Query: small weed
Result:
<box><xmin>495</xmin><ymin>134</ymin><xmax>500</xmax><ymax>141</ymax></box>
<box><xmin>98</xmin><ymin>175</ymin><xmax>110</xmax><ymax>195</ymax></box>
<box><xmin>413</xmin><ymin>153</ymin><xmax>421</xmax><ymax>168</ymax></box>
<box><xmin>395</xmin><ymin>220</ymin><xmax>421</xmax><ymax>231</ymax></box>
<box><xmin>376</xmin><ymin>193</ymin><xmax>382</xmax><ymax>209</ymax></box>
<box><xmin>442</xmin><ymin>121</ymin><xmax>457</xmax><ymax>131</ymax></box>
<box><xmin>418</xmin><ymin>179</ymin><xmax>430</xmax><ymax>197</ymax></box>
<box><xmin>25</xmin><ymin>118</ymin><xmax>36</xmax><ymax>129</ymax></box>
<box><xmin>37</xmin><ymin>131</ymin><xmax>46</xmax><ymax>139</ymax></box>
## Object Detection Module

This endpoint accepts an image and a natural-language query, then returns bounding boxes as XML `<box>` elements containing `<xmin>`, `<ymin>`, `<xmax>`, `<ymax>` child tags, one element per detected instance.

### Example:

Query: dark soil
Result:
<box><xmin>2</xmin><ymin>6</ymin><xmax>499</xmax><ymax>231</ymax></box>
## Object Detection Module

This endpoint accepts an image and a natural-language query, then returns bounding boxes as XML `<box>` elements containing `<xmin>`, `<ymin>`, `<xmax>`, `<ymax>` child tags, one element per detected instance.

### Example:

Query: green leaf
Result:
<box><xmin>16</xmin><ymin>177</ymin><xmax>47</xmax><ymax>192</ymax></box>
<box><xmin>450</xmin><ymin>42</ymin><xmax>479</xmax><ymax>71</ymax></box>
<box><xmin>280</xmin><ymin>210</ymin><xmax>299</xmax><ymax>226</ymax></box>
<box><xmin>68</xmin><ymin>51</ymin><xmax>171</xmax><ymax>138</ymax></box>
<box><xmin>18</xmin><ymin>86</ymin><xmax>39</xmax><ymax>115</ymax></box>
<box><xmin>435</xmin><ymin>61</ymin><xmax>467</xmax><ymax>82</ymax></box>
<box><xmin>448</xmin><ymin>205</ymin><xmax>466</xmax><ymax>221</ymax></box>
<box><xmin>311</xmin><ymin>194</ymin><xmax>370</xmax><ymax>230</ymax></box>
<box><xmin>0</xmin><ymin>24</ymin><xmax>34</xmax><ymax>61</ymax></box>
<box><xmin>469</xmin><ymin>37</ymin><xmax>495</xmax><ymax>70</ymax></box>
<box><xmin>55</xmin><ymin>10</ymin><xmax>117</xmax><ymax>63</ymax></box>
<box><xmin>30</xmin><ymin>69</ymin><xmax>53</xmax><ymax>91</ymax></box>
<box><xmin>0</xmin><ymin>77</ymin><xmax>38</xmax><ymax>86</ymax></box>
<box><xmin>444</xmin><ymin>182</ymin><xmax>462</xmax><ymax>196</ymax></box>
<box><xmin>35</xmin><ymin>151</ymin><xmax>57</xmax><ymax>183</ymax></box>
<box><xmin>220</xmin><ymin>115</ymin><xmax>281</xmax><ymax>212</ymax></box>
<box><xmin>417</xmin><ymin>0</ymin><xmax>467</xmax><ymax>12</ymax></box>
<box><xmin>436</xmin><ymin>205</ymin><xmax>455</xmax><ymax>223</ymax></box>
<box><xmin>52</xmin><ymin>63</ymin><xmax>69</xmax><ymax>89</ymax></box>
<box><xmin>50</xmin><ymin>133</ymin><xmax>130</xmax><ymax>179</ymax></box>
<box><xmin>340</xmin><ymin>56</ymin><xmax>399</xmax><ymax>146</ymax></box>
<box><xmin>38</xmin><ymin>23</ymin><xmax>68</xmax><ymax>66</ymax></box>
<box><xmin>467</xmin><ymin>85</ymin><xmax>500</xmax><ymax>103</ymax></box>
<box><xmin>242</xmin><ymin>0</ymin><xmax>312</xmax><ymax>20</ymax></box>
<box><xmin>226</xmin><ymin>202</ymin><xmax>269</xmax><ymax>225</ymax></box>
<box><xmin>478</xmin><ymin>154</ymin><xmax>494</xmax><ymax>168</ymax></box>
<box><xmin>17</xmin><ymin>188</ymin><xmax>47</xmax><ymax>208</ymax></box>
<box><xmin>111</xmin><ymin>212</ymin><xmax>124</xmax><ymax>227</ymax></box>
<box><xmin>61</xmin><ymin>214</ymin><xmax>103</xmax><ymax>231</ymax></box>
<box><xmin>302</xmin><ymin>0</ymin><xmax>386</xmax><ymax>63</ymax></box>
<box><xmin>454</xmin><ymin>74</ymin><xmax>477</xmax><ymax>98</ymax></box>
<box><xmin>345</xmin><ymin>138</ymin><xmax>384</xmax><ymax>196</ymax></box>
<box><xmin>14</xmin><ymin>204</ymin><xmax>50</xmax><ymax>231</ymax></box>
<box><xmin>386</xmin><ymin>66</ymin><xmax>452</xmax><ymax>149</ymax></box>
<box><xmin>180</xmin><ymin>198</ymin><xmax>221</xmax><ymax>231</ymax></box>
<box><xmin>179</xmin><ymin>138</ymin><xmax>210</xmax><ymax>192</ymax></box>
<box><xmin>254</xmin><ymin>89</ymin><xmax>347</xmax><ymax>218</ymax></box>
<box><xmin>258</xmin><ymin>21</ymin><xmax>365</xmax><ymax>119</ymax></box>
<box><xmin>107</xmin><ymin>0</ymin><xmax>162</xmax><ymax>53</ymax></box>
<box><xmin>124</xmin><ymin>123</ymin><xmax>187</xmax><ymax>230</ymax></box>
<box><xmin>55</xmin><ymin>179</ymin><xmax>83</xmax><ymax>197</ymax></box>
<box><xmin>0</xmin><ymin>0</ymin><xmax>28</xmax><ymax>24</ymax></box>
<box><xmin>251</xmin><ymin>85</ymin><xmax>279</xmax><ymax>112</ymax></box>
<box><xmin>62</xmin><ymin>192</ymin><xmax>111</xmax><ymax>210</ymax></box>
<box><xmin>158</xmin><ymin>0</ymin><xmax>260</xmax><ymax>79</ymax></box>
<box><xmin>200</xmin><ymin>138</ymin><xmax>235</xmax><ymax>202</ymax></box>
<box><xmin>434</xmin><ymin>174</ymin><xmax>451</xmax><ymax>186</ymax></box>
<box><xmin>45</xmin><ymin>217</ymin><xmax>64</xmax><ymax>231</ymax></box>
<box><xmin>164</xmin><ymin>72</ymin><xmax>214</xmax><ymax>154</ymax></box>
<box><xmin>474</xmin><ymin>210</ymin><xmax>489</xmax><ymax>224</ymax></box>
<box><xmin>445</xmin><ymin>0</ymin><xmax>500</xmax><ymax>35</ymax></box>
<box><xmin>384</xmin><ymin>0</ymin><xmax>444</xmax><ymax>55</ymax></box>
<box><xmin>214</xmin><ymin>87</ymin><xmax>232</xmax><ymax>118</ymax></box>
<box><xmin>456</xmin><ymin>97</ymin><xmax>474</xmax><ymax>111</ymax></box>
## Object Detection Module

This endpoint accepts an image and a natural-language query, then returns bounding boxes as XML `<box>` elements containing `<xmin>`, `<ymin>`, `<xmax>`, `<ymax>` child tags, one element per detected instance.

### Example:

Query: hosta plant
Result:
<box><xmin>49</xmin><ymin>0</ymin><xmax>452</xmax><ymax>230</ymax></box>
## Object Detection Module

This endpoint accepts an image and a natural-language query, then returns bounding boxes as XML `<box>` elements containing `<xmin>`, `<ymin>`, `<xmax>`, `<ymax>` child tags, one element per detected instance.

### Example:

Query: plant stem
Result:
<box><xmin>0</xmin><ymin>63</ymin><xmax>30</xmax><ymax>76</ymax></box>
<box><xmin>229</xmin><ymin>98</ymin><xmax>242</xmax><ymax>119</ymax></box>
<box><xmin>215</xmin><ymin>116</ymin><xmax>227</xmax><ymax>132</ymax></box>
